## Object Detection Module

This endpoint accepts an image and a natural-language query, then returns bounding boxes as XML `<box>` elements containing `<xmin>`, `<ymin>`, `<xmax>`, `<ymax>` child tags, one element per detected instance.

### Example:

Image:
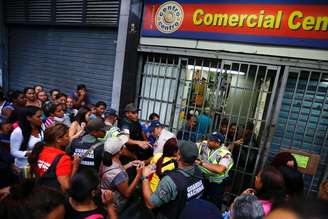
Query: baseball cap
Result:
<box><xmin>85</xmin><ymin>118</ymin><xmax>107</xmax><ymax>133</ymax></box>
<box><xmin>123</xmin><ymin>103</ymin><xmax>140</xmax><ymax>113</ymax></box>
<box><xmin>104</xmin><ymin>108</ymin><xmax>117</xmax><ymax>117</ymax></box>
<box><xmin>179</xmin><ymin>199</ymin><xmax>223</xmax><ymax>219</ymax></box>
<box><xmin>104</xmin><ymin>135</ymin><xmax>129</xmax><ymax>155</ymax></box>
<box><xmin>178</xmin><ymin>140</ymin><xmax>198</xmax><ymax>163</ymax></box>
<box><xmin>208</xmin><ymin>132</ymin><xmax>224</xmax><ymax>143</ymax></box>
<box><xmin>149</xmin><ymin>120</ymin><xmax>162</xmax><ymax>131</ymax></box>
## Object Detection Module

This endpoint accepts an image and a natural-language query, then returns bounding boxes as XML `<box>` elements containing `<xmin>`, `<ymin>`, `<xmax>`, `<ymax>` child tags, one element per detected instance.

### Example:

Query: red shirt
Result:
<box><xmin>36</xmin><ymin>146</ymin><xmax>73</xmax><ymax>177</ymax></box>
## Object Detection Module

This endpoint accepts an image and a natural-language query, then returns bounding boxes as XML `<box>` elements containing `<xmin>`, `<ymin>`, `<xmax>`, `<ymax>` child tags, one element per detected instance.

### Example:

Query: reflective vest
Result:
<box><xmin>198</xmin><ymin>142</ymin><xmax>233</xmax><ymax>184</ymax></box>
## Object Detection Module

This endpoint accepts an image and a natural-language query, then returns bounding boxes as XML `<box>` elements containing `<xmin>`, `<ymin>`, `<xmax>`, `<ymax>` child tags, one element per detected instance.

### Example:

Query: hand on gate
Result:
<box><xmin>137</xmin><ymin>141</ymin><xmax>152</xmax><ymax>149</ymax></box>
<box><xmin>241</xmin><ymin>188</ymin><xmax>256</xmax><ymax>195</ymax></box>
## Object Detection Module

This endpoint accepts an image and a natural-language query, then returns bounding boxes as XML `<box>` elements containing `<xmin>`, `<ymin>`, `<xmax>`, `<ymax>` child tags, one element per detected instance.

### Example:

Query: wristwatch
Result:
<box><xmin>141</xmin><ymin>175</ymin><xmax>150</xmax><ymax>181</ymax></box>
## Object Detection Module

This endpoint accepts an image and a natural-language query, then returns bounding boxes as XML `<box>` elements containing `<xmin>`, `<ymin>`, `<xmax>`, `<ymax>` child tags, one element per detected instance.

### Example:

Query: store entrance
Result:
<box><xmin>138</xmin><ymin>54</ymin><xmax>282</xmax><ymax>196</ymax></box>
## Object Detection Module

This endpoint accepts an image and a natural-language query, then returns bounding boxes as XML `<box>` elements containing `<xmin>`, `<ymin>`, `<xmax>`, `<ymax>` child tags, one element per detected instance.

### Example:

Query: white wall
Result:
<box><xmin>140</xmin><ymin>37</ymin><xmax>328</xmax><ymax>62</ymax></box>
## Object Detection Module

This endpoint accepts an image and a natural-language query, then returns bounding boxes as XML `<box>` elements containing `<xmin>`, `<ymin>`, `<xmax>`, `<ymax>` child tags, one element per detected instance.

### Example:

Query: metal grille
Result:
<box><xmin>138</xmin><ymin>54</ymin><xmax>281</xmax><ymax>198</ymax></box>
<box><xmin>5</xmin><ymin>0</ymin><xmax>120</xmax><ymax>26</ymax></box>
<box><xmin>270</xmin><ymin>67</ymin><xmax>328</xmax><ymax>197</ymax></box>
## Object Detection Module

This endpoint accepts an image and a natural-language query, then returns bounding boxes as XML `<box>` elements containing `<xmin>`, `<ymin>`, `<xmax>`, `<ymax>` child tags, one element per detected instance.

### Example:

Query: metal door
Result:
<box><xmin>268</xmin><ymin>67</ymin><xmax>328</xmax><ymax>197</ymax></box>
<box><xmin>138</xmin><ymin>54</ymin><xmax>282</xmax><ymax>197</ymax></box>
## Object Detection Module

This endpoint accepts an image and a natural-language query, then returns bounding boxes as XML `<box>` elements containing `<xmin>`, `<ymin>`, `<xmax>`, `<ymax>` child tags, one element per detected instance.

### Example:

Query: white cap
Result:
<box><xmin>104</xmin><ymin>135</ymin><xmax>129</xmax><ymax>155</ymax></box>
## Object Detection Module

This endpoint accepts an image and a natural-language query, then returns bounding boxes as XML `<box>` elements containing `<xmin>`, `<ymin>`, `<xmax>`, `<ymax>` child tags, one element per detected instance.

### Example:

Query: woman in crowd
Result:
<box><xmin>2</xmin><ymin>90</ymin><xmax>26</xmax><ymax>124</ymax></box>
<box><xmin>33</xmin><ymin>85</ymin><xmax>43</xmax><ymax>95</ymax></box>
<box><xmin>44</xmin><ymin>103</ymin><xmax>66</xmax><ymax>128</ymax></box>
<box><xmin>10</xmin><ymin>106</ymin><xmax>43</xmax><ymax>176</ymax></box>
<box><xmin>67</xmin><ymin>168</ymin><xmax>117</xmax><ymax>219</ymax></box>
<box><xmin>28</xmin><ymin>123</ymin><xmax>80</xmax><ymax>192</ymax></box>
<box><xmin>243</xmin><ymin>166</ymin><xmax>286</xmax><ymax>215</ymax></box>
<box><xmin>99</xmin><ymin>135</ymin><xmax>144</xmax><ymax>213</ymax></box>
<box><xmin>68</xmin><ymin>106</ymin><xmax>90</xmax><ymax>141</ymax></box>
<box><xmin>24</xmin><ymin>87</ymin><xmax>41</xmax><ymax>108</ymax></box>
<box><xmin>271</xmin><ymin>152</ymin><xmax>298</xmax><ymax>169</ymax></box>
<box><xmin>149</xmin><ymin>138</ymin><xmax>178</xmax><ymax>192</ymax></box>
<box><xmin>36</xmin><ymin>91</ymin><xmax>48</xmax><ymax>106</ymax></box>
<box><xmin>65</xmin><ymin>96</ymin><xmax>78</xmax><ymax>122</ymax></box>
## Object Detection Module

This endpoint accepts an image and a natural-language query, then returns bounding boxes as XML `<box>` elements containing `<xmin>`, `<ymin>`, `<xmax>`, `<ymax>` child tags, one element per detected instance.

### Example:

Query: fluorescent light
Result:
<box><xmin>187</xmin><ymin>65</ymin><xmax>245</xmax><ymax>75</ymax></box>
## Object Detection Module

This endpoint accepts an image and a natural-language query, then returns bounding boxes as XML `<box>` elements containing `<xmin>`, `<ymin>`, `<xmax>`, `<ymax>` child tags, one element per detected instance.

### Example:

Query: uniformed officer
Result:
<box><xmin>141</xmin><ymin>140</ymin><xmax>205</xmax><ymax>219</ymax></box>
<box><xmin>196</xmin><ymin>132</ymin><xmax>233</xmax><ymax>209</ymax></box>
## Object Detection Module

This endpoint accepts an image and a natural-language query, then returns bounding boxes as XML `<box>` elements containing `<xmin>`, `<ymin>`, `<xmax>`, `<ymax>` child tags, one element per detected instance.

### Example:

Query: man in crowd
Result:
<box><xmin>72</xmin><ymin>84</ymin><xmax>90</xmax><ymax>108</ymax></box>
<box><xmin>118</xmin><ymin>103</ymin><xmax>152</xmax><ymax>161</ymax></box>
<box><xmin>196</xmin><ymin>132</ymin><xmax>234</xmax><ymax>209</ymax></box>
<box><xmin>141</xmin><ymin>141</ymin><xmax>205</xmax><ymax>219</ymax></box>
<box><xmin>90</xmin><ymin>101</ymin><xmax>107</xmax><ymax>120</ymax></box>
<box><xmin>68</xmin><ymin>118</ymin><xmax>106</xmax><ymax>171</ymax></box>
<box><xmin>149</xmin><ymin>120</ymin><xmax>175</xmax><ymax>154</ymax></box>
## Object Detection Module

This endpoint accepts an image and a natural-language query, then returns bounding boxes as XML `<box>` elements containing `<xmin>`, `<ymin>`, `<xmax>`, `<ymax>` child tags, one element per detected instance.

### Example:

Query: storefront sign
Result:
<box><xmin>142</xmin><ymin>0</ymin><xmax>328</xmax><ymax>49</ymax></box>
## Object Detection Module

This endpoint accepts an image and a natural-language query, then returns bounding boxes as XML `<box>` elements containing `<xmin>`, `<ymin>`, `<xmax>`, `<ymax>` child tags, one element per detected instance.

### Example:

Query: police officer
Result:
<box><xmin>196</xmin><ymin>132</ymin><xmax>233</xmax><ymax>209</ymax></box>
<box><xmin>142</xmin><ymin>140</ymin><xmax>205</xmax><ymax>219</ymax></box>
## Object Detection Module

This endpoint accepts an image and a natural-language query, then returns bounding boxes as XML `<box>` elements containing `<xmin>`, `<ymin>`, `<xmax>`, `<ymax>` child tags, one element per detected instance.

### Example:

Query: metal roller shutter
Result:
<box><xmin>8</xmin><ymin>26</ymin><xmax>117</xmax><ymax>104</ymax></box>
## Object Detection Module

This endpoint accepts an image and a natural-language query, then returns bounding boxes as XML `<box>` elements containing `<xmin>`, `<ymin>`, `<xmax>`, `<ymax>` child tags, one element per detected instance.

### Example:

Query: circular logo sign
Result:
<box><xmin>155</xmin><ymin>1</ymin><xmax>184</xmax><ymax>34</ymax></box>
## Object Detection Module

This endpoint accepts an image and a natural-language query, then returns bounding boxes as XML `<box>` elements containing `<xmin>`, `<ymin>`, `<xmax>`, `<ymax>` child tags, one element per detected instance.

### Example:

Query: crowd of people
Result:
<box><xmin>0</xmin><ymin>84</ymin><xmax>327</xmax><ymax>219</ymax></box>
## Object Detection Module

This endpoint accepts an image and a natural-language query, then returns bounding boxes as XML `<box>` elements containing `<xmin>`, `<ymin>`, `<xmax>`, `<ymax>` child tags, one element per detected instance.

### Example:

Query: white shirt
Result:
<box><xmin>153</xmin><ymin>129</ymin><xmax>176</xmax><ymax>154</ymax></box>
<box><xmin>10</xmin><ymin>127</ymin><xmax>42</xmax><ymax>168</ymax></box>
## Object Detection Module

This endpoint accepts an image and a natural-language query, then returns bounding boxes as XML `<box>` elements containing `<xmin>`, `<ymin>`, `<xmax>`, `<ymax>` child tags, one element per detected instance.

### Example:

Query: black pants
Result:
<box><xmin>204</xmin><ymin>180</ymin><xmax>226</xmax><ymax>210</ymax></box>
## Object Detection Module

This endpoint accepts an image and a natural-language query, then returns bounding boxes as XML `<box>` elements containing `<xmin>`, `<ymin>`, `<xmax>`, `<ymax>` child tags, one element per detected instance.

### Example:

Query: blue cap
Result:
<box><xmin>149</xmin><ymin>120</ymin><xmax>162</xmax><ymax>131</ymax></box>
<box><xmin>104</xmin><ymin>108</ymin><xmax>117</xmax><ymax>117</ymax></box>
<box><xmin>208</xmin><ymin>132</ymin><xmax>224</xmax><ymax>143</ymax></box>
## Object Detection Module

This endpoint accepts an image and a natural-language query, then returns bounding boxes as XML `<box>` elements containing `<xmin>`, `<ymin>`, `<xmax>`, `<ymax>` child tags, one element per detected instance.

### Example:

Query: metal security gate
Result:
<box><xmin>269</xmin><ymin>67</ymin><xmax>328</xmax><ymax>197</ymax></box>
<box><xmin>138</xmin><ymin>54</ymin><xmax>282</xmax><ymax>197</ymax></box>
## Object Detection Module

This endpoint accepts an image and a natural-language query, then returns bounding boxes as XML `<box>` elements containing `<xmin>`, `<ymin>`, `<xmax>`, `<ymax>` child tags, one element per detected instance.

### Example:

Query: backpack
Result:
<box><xmin>35</xmin><ymin>154</ymin><xmax>64</xmax><ymax>191</ymax></box>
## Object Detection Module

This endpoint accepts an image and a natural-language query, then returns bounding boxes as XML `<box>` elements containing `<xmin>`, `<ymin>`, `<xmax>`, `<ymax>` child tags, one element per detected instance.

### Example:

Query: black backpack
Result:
<box><xmin>35</xmin><ymin>154</ymin><xmax>64</xmax><ymax>191</ymax></box>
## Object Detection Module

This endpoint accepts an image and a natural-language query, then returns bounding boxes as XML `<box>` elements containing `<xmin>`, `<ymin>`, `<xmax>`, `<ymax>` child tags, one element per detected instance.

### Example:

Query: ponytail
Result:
<box><xmin>28</xmin><ymin>141</ymin><xmax>45</xmax><ymax>173</ymax></box>
<box><xmin>156</xmin><ymin>155</ymin><xmax>165</xmax><ymax>177</ymax></box>
<box><xmin>102</xmin><ymin>152</ymin><xmax>113</xmax><ymax>167</ymax></box>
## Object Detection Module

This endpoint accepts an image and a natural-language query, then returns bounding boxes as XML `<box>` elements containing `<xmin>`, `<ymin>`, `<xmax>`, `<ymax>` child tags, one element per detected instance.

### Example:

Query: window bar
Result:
<box><xmin>300</xmin><ymin>72</ymin><xmax>322</xmax><ymax>149</ymax></box>
<box><xmin>279</xmin><ymin>71</ymin><xmax>301</xmax><ymax>148</ymax></box>
<box><xmin>290</xmin><ymin>71</ymin><xmax>313</xmax><ymax>150</ymax></box>
<box><xmin>139</xmin><ymin>55</ymin><xmax>150</xmax><ymax>120</ymax></box>
<box><xmin>145</xmin><ymin>55</ymin><xmax>156</xmax><ymax>123</ymax></box>
<box><xmin>160</xmin><ymin>57</ymin><xmax>169</xmax><ymax>125</ymax></box>
<box><xmin>210</xmin><ymin>60</ymin><xmax>222</xmax><ymax>134</ymax></box>
<box><xmin>311</xmin><ymin>72</ymin><xmax>328</xmax><ymax>149</ymax></box>
<box><xmin>151</xmin><ymin>57</ymin><xmax>162</xmax><ymax>118</ymax></box>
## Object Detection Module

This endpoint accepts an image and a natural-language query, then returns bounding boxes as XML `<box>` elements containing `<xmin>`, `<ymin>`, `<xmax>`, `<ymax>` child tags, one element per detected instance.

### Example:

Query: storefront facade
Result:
<box><xmin>136</xmin><ymin>0</ymin><xmax>328</xmax><ymax>197</ymax></box>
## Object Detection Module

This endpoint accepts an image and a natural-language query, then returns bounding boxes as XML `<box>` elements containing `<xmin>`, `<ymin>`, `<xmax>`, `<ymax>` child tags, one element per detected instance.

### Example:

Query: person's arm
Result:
<box><xmin>116</xmin><ymin>165</ymin><xmax>143</xmax><ymax>199</ymax></box>
<box><xmin>101</xmin><ymin>190</ymin><xmax>118</xmax><ymax>219</ymax></box>
<box><xmin>196</xmin><ymin>160</ymin><xmax>226</xmax><ymax>174</ymax></box>
<box><xmin>10</xmin><ymin>128</ymin><xmax>28</xmax><ymax>159</ymax></box>
<box><xmin>127</xmin><ymin>138</ymin><xmax>151</xmax><ymax>149</ymax></box>
<box><xmin>57</xmin><ymin>155</ymin><xmax>80</xmax><ymax>192</ymax></box>
<box><xmin>142</xmin><ymin>165</ymin><xmax>177</xmax><ymax>209</ymax></box>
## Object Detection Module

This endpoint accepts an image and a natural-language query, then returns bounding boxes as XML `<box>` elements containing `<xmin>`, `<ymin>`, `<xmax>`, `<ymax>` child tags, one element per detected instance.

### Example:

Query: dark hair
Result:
<box><xmin>149</xmin><ymin>113</ymin><xmax>160</xmax><ymax>121</ymax></box>
<box><xmin>102</xmin><ymin>152</ymin><xmax>113</xmax><ymax>167</ymax></box>
<box><xmin>33</xmin><ymin>85</ymin><xmax>43</xmax><ymax>90</ymax></box>
<box><xmin>50</xmin><ymin>89</ymin><xmax>60</xmax><ymax>95</ymax></box>
<box><xmin>28</xmin><ymin>123</ymin><xmax>68</xmax><ymax>172</ymax></box>
<box><xmin>18</xmin><ymin>106</ymin><xmax>42</xmax><ymax>151</ymax></box>
<box><xmin>47</xmin><ymin>103</ymin><xmax>61</xmax><ymax>116</ymax></box>
<box><xmin>271</xmin><ymin>152</ymin><xmax>298</xmax><ymax>169</ymax></box>
<box><xmin>246</xmin><ymin>121</ymin><xmax>254</xmax><ymax>131</ymax></box>
<box><xmin>74</xmin><ymin>106</ymin><xmax>90</xmax><ymax>124</ymax></box>
<box><xmin>8</xmin><ymin>90</ymin><xmax>24</xmax><ymax>102</ymax></box>
<box><xmin>23</xmin><ymin>87</ymin><xmax>34</xmax><ymax>94</ymax></box>
<box><xmin>229</xmin><ymin>123</ymin><xmax>237</xmax><ymax>128</ymax></box>
<box><xmin>95</xmin><ymin>101</ymin><xmax>107</xmax><ymax>108</ymax></box>
<box><xmin>28</xmin><ymin>187</ymin><xmax>65</xmax><ymax>219</ymax></box>
<box><xmin>56</xmin><ymin>92</ymin><xmax>67</xmax><ymax>100</ymax></box>
<box><xmin>69</xmin><ymin>169</ymin><xmax>99</xmax><ymax>202</ymax></box>
<box><xmin>156</xmin><ymin>138</ymin><xmax>178</xmax><ymax>177</ymax></box>
<box><xmin>77</xmin><ymin>84</ymin><xmax>86</xmax><ymax>91</ymax></box>
<box><xmin>0</xmin><ymin>89</ymin><xmax>5</xmax><ymax>101</ymax></box>
<box><xmin>221</xmin><ymin>118</ymin><xmax>229</xmax><ymax>126</ymax></box>
<box><xmin>256</xmin><ymin>166</ymin><xmax>286</xmax><ymax>210</ymax></box>
<box><xmin>278</xmin><ymin>166</ymin><xmax>304</xmax><ymax>198</ymax></box>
